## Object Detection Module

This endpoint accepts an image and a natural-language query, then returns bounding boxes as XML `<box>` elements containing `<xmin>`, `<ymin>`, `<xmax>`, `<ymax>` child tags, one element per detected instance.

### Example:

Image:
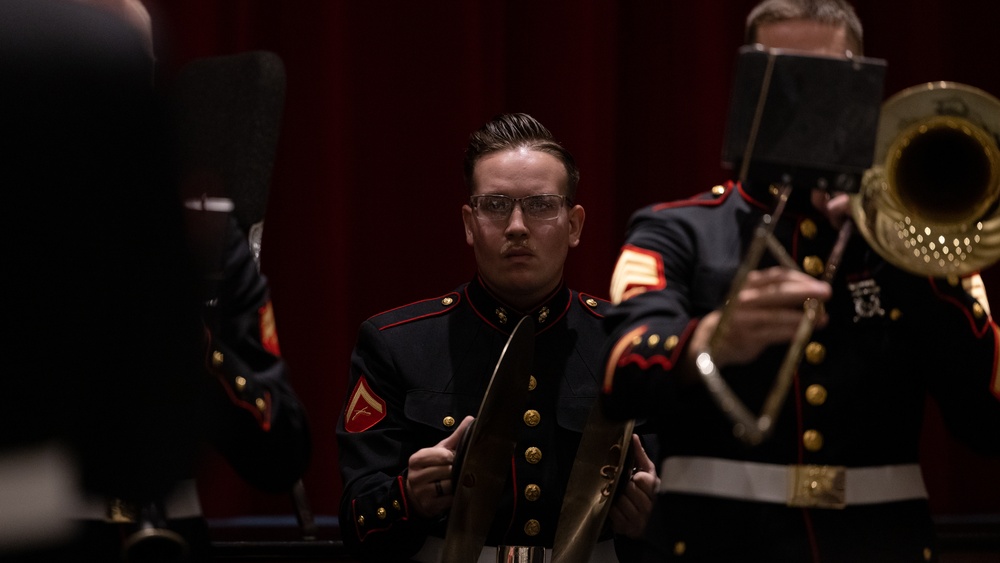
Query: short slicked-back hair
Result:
<box><xmin>463</xmin><ymin>113</ymin><xmax>580</xmax><ymax>201</ymax></box>
<box><xmin>746</xmin><ymin>0</ymin><xmax>864</xmax><ymax>55</ymax></box>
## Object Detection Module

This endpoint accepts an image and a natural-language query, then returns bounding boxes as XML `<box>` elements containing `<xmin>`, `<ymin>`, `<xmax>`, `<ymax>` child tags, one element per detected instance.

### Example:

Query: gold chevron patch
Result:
<box><xmin>609</xmin><ymin>246</ymin><xmax>666</xmax><ymax>305</ymax></box>
<box><xmin>345</xmin><ymin>376</ymin><xmax>387</xmax><ymax>433</ymax></box>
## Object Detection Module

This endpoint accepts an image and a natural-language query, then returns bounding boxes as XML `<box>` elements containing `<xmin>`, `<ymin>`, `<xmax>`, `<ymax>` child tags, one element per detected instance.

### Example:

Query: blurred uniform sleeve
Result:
<box><xmin>201</xmin><ymin>218</ymin><xmax>311</xmax><ymax>493</ymax></box>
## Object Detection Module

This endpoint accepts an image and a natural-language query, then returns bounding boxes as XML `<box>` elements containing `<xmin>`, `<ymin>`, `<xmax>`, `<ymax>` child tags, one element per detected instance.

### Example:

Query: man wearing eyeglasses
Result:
<box><xmin>337</xmin><ymin>113</ymin><xmax>657</xmax><ymax>562</ymax></box>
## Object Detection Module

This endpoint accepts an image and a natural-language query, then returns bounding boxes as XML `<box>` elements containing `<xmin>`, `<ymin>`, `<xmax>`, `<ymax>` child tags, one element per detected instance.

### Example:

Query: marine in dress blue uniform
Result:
<box><xmin>602</xmin><ymin>181</ymin><xmax>1000</xmax><ymax>561</ymax></box>
<box><xmin>337</xmin><ymin>112</ymin><xmax>656</xmax><ymax>562</ymax></box>
<box><xmin>338</xmin><ymin>276</ymin><xmax>616</xmax><ymax>560</ymax></box>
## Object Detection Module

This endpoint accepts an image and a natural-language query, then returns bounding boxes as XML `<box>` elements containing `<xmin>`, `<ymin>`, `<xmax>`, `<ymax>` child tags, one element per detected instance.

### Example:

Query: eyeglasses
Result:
<box><xmin>470</xmin><ymin>194</ymin><xmax>570</xmax><ymax>222</ymax></box>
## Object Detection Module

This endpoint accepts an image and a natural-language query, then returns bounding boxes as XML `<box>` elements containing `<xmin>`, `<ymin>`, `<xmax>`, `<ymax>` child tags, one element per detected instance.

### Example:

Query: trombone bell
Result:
<box><xmin>852</xmin><ymin>82</ymin><xmax>1000</xmax><ymax>277</ymax></box>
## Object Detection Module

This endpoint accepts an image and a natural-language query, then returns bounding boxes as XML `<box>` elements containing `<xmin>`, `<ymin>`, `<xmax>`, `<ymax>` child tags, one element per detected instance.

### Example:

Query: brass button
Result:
<box><xmin>524</xmin><ymin>519</ymin><xmax>540</xmax><ymax>536</ymax></box>
<box><xmin>496</xmin><ymin>308</ymin><xmax>508</xmax><ymax>324</ymax></box>
<box><xmin>923</xmin><ymin>547</ymin><xmax>932</xmax><ymax>561</ymax></box>
<box><xmin>805</xmin><ymin>384</ymin><xmax>828</xmax><ymax>406</ymax></box>
<box><xmin>235</xmin><ymin>376</ymin><xmax>247</xmax><ymax>391</ymax></box>
<box><xmin>674</xmin><ymin>541</ymin><xmax>687</xmax><ymax>556</ymax></box>
<box><xmin>441</xmin><ymin>296</ymin><xmax>454</xmax><ymax>306</ymax></box>
<box><xmin>711</xmin><ymin>185</ymin><xmax>726</xmax><ymax>196</ymax></box>
<box><xmin>528</xmin><ymin>375</ymin><xmax>537</xmax><ymax>391</ymax></box>
<box><xmin>525</xmin><ymin>447</ymin><xmax>542</xmax><ymax>464</ymax></box>
<box><xmin>647</xmin><ymin>334</ymin><xmax>660</xmax><ymax>347</ymax></box>
<box><xmin>768</xmin><ymin>184</ymin><xmax>780</xmax><ymax>197</ymax></box>
<box><xmin>523</xmin><ymin>410</ymin><xmax>541</xmax><ymax>427</ymax></box>
<box><xmin>255</xmin><ymin>398</ymin><xmax>266</xmax><ymax>412</ymax></box>
<box><xmin>585</xmin><ymin>298</ymin><xmax>598</xmax><ymax>307</ymax></box>
<box><xmin>524</xmin><ymin>484</ymin><xmax>541</xmax><ymax>501</ymax></box>
<box><xmin>212</xmin><ymin>350</ymin><xmax>224</xmax><ymax>367</ymax></box>
<box><xmin>376</xmin><ymin>507</ymin><xmax>387</xmax><ymax>519</ymax></box>
<box><xmin>804</xmin><ymin>342</ymin><xmax>826</xmax><ymax>365</ymax></box>
<box><xmin>664</xmin><ymin>335</ymin><xmax>679</xmax><ymax>352</ymax></box>
<box><xmin>392</xmin><ymin>500</ymin><xmax>401</xmax><ymax>511</ymax></box>
<box><xmin>803</xmin><ymin>255</ymin><xmax>824</xmax><ymax>277</ymax></box>
<box><xmin>443</xmin><ymin>416</ymin><xmax>456</xmax><ymax>428</ymax></box>
<box><xmin>799</xmin><ymin>218</ymin><xmax>818</xmax><ymax>239</ymax></box>
<box><xmin>357</xmin><ymin>515</ymin><xmax>365</xmax><ymax>526</ymax></box>
<box><xmin>973</xmin><ymin>302</ymin><xmax>985</xmax><ymax>318</ymax></box>
<box><xmin>948</xmin><ymin>275</ymin><xmax>960</xmax><ymax>287</ymax></box>
<box><xmin>890</xmin><ymin>308</ymin><xmax>903</xmax><ymax>321</ymax></box>
<box><xmin>803</xmin><ymin>429</ymin><xmax>824</xmax><ymax>452</ymax></box>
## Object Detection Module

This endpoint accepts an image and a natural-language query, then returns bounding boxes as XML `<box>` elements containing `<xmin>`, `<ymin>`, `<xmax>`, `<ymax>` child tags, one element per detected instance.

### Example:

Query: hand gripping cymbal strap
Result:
<box><xmin>697</xmin><ymin>186</ymin><xmax>854</xmax><ymax>445</ymax></box>
<box><xmin>441</xmin><ymin>316</ymin><xmax>536</xmax><ymax>563</ymax></box>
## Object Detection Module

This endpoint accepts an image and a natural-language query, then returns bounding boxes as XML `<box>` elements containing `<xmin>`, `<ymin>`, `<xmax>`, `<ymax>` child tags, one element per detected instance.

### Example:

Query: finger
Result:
<box><xmin>741</xmin><ymin>282</ymin><xmax>831</xmax><ymax>308</ymax></box>
<box><xmin>408</xmin><ymin>446</ymin><xmax>456</xmax><ymax>471</ymax></box>
<box><xmin>438</xmin><ymin>415</ymin><xmax>474</xmax><ymax>450</ymax></box>
<box><xmin>630</xmin><ymin>470</ymin><xmax>659</xmax><ymax>500</ymax></box>
<box><xmin>629</xmin><ymin>435</ymin><xmax>655</xmax><ymax>473</ymax></box>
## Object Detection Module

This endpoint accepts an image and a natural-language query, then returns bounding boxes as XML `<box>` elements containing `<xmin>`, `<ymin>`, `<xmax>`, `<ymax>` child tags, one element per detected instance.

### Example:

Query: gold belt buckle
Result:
<box><xmin>787</xmin><ymin>464</ymin><xmax>846</xmax><ymax>509</ymax></box>
<box><xmin>496</xmin><ymin>545</ymin><xmax>545</xmax><ymax>563</ymax></box>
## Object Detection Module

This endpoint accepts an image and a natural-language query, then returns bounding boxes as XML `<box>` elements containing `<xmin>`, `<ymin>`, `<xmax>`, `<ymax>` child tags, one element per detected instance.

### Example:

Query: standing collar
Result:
<box><xmin>466</xmin><ymin>275</ymin><xmax>572</xmax><ymax>335</ymax></box>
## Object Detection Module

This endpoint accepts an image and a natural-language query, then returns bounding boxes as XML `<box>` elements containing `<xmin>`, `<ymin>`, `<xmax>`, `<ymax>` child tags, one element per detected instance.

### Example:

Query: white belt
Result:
<box><xmin>658</xmin><ymin>456</ymin><xmax>927</xmax><ymax>508</ymax></box>
<box><xmin>412</xmin><ymin>536</ymin><xmax>619</xmax><ymax>563</ymax></box>
<box><xmin>77</xmin><ymin>478</ymin><xmax>203</xmax><ymax>521</ymax></box>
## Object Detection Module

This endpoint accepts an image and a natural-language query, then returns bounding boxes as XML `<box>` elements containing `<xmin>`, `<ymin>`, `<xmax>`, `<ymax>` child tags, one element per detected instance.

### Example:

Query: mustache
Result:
<box><xmin>500</xmin><ymin>241</ymin><xmax>533</xmax><ymax>256</ymax></box>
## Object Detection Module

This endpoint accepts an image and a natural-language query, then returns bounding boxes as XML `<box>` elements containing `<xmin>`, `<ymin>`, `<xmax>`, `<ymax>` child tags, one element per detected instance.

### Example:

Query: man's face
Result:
<box><xmin>462</xmin><ymin>148</ymin><xmax>584</xmax><ymax>310</ymax></box>
<box><xmin>755</xmin><ymin>18</ymin><xmax>853</xmax><ymax>57</ymax></box>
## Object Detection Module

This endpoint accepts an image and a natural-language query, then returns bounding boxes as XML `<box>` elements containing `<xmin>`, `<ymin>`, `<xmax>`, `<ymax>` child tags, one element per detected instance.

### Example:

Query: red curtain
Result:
<box><xmin>142</xmin><ymin>0</ymin><xmax>1000</xmax><ymax>519</ymax></box>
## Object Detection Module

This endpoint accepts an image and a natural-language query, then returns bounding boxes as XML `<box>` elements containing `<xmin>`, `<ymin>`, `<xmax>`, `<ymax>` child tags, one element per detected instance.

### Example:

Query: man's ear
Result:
<box><xmin>462</xmin><ymin>205</ymin><xmax>475</xmax><ymax>246</ymax></box>
<box><xmin>568</xmin><ymin>205</ymin><xmax>585</xmax><ymax>248</ymax></box>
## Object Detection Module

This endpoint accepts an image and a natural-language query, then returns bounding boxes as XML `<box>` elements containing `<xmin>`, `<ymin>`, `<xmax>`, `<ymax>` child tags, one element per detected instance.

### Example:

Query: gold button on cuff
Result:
<box><xmin>525</xmin><ymin>447</ymin><xmax>542</xmax><ymax>464</ymax></box>
<box><xmin>973</xmin><ymin>302</ymin><xmax>985</xmax><ymax>318</ymax></box>
<box><xmin>803</xmin><ymin>429</ymin><xmax>824</xmax><ymax>452</ymax></box>
<box><xmin>524</xmin><ymin>484</ymin><xmax>541</xmax><ymax>501</ymax></box>
<box><xmin>235</xmin><ymin>376</ymin><xmax>247</xmax><ymax>391</ymax></box>
<box><xmin>392</xmin><ymin>500</ymin><xmax>401</xmax><ymax>511</ymax></box>
<box><xmin>674</xmin><ymin>541</ymin><xmax>687</xmax><ymax>556</ymax></box>
<box><xmin>585</xmin><ymin>298</ymin><xmax>598</xmax><ymax>307</ymax></box>
<box><xmin>212</xmin><ymin>350</ymin><xmax>224</xmax><ymax>367</ymax></box>
<box><xmin>528</xmin><ymin>375</ymin><xmax>537</xmax><ymax>391</ymax></box>
<box><xmin>890</xmin><ymin>308</ymin><xmax>903</xmax><ymax>321</ymax></box>
<box><xmin>664</xmin><ymin>335</ymin><xmax>679</xmax><ymax>352</ymax></box>
<box><xmin>803</xmin><ymin>256</ymin><xmax>825</xmax><ymax>277</ymax></box>
<box><xmin>805</xmin><ymin>384</ymin><xmax>828</xmax><ymax>406</ymax></box>
<box><xmin>441</xmin><ymin>296</ymin><xmax>454</xmax><ymax>306</ymax></box>
<box><xmin>804</xmin><ymin>342</ymin><xmax>826</xmax><ymax>365</ymax></box>
<box><xmin>647</xmin><ymin>334</ymin><xmax>660</xmax><ymax>347</ymax></box>
<box><xmin>255</xmin><ymin>398</ymin><xmax>266</xmax><ymax>412</ymax></box>
<box><xmin>524</xmin><ymin>519</ymin><xmax>540</xmax><ymax>536</ymax></box>
<box><xmin>443</xmin><ymin>416</ymin><xmax>456</xmax><ymax>428</ymax></box>
<box><xmin>712</xmin><ymin>185</ymin><xmax>726</xmax><ymax>196</ymax></box>
<box><xmin>376</xmin><ymin>507</ymin><xmax>387</xmax><ymax>519</ymax></box>
<box><xmin>523</xmin><ymin>410</ymin><xmax>540</xmax><ymax>427</ymax></box>
<box><xmin>799</xmin><ymin>218</ymin><xmax>818</xmax><ymax>239</ymax></box>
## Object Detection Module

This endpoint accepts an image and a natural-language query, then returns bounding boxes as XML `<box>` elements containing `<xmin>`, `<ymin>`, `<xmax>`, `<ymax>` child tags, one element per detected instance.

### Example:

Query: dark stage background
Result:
<box><xmin>140</xmin><ymin>0</ymin><xmax>1000</xmax><ymax>525</ymax></box>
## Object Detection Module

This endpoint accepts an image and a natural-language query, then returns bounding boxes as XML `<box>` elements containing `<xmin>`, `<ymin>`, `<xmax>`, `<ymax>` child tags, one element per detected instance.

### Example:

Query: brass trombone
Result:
<box><xmin>697</xmin><ymin>81</ymin><xmax>1000</xmax><ymax>446</ymax></box>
